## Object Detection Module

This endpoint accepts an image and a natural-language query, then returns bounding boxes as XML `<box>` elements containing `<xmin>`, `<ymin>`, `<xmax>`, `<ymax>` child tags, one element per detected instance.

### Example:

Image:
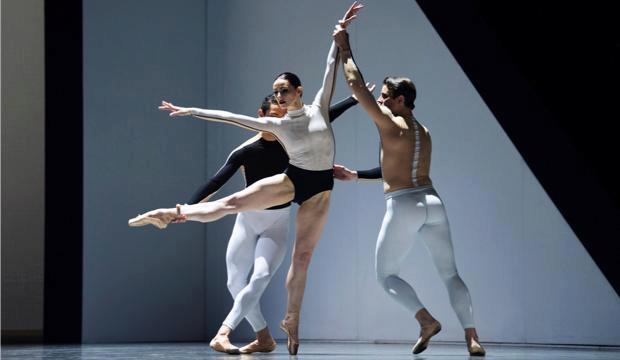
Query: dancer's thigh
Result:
<box><xmin>221</xmin><ymin>174</ymin><xmax>294</xmax><ymax>212</ymax></box>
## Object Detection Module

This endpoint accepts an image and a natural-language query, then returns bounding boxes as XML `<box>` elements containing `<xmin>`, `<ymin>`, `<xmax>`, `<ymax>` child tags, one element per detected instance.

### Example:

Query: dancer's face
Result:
<box><xmin>272</xmin><ymin>79</ymin><xmax>301</xmax><ymax>109</ymax></box>
<box><xmin>267</xmin><ymin>103</ymin><xmax>287</xmax><ymax>118</ymax></box>
<box><xmin>377</xmin><ymin>84</ymin><xmax>403</xmax><ymax>114</ymax></box>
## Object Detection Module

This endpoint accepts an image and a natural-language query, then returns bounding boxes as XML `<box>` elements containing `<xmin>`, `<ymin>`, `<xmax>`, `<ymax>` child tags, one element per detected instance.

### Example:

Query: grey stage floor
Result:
<box><xmin>2</xmin><ymin>341</ymin><xmax>619</xmax><ymax>360</ymax></box>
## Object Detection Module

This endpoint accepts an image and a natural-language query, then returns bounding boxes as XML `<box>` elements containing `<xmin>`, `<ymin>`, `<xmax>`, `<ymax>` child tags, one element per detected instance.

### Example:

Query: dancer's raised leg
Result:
<box><xmin>128</xmin><ymin>173</ymin><xmax>294</xmax><ymax>228</ymax></box>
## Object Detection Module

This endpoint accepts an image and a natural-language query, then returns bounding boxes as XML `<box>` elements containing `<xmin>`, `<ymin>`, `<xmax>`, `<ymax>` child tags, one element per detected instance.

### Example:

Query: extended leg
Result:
<box><xmin>129</xmin><ymin>173</ymin><xmax>294</xmax><ymax>228</ymax></box>
<box><xmin>419</xmin><ymin>191</ymin><xmax>484</xmax><ymax>356</ymax></box>
<box><xmin>280</xmin><ymin>190</ymin><xmax>331</xmax><ymax>355</ymax></box>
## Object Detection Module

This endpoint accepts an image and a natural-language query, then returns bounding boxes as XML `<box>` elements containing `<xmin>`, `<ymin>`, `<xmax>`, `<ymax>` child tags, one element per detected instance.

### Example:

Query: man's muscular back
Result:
<box><xmin>377</xmin><ymin>105</ymin><xmax>433</xmax><ymax>193</ymax></box>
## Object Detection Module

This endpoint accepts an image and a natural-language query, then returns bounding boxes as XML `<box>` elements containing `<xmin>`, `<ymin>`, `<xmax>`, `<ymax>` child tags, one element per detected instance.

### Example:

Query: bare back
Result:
<box><xmin>377</xmin><ymin>106</ymin><xmax>432</xmax><ymax>193</ymax></box>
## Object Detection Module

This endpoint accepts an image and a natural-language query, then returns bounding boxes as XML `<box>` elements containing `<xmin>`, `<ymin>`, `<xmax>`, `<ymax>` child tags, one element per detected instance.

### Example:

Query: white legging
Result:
<box><xmin>222</xmin><ymin>207</ymin><xmax>290</xmax><ymax>331</ymax></box>
<box><xmin>375</xmin><ymin>186</ymin><xmax>475</xmax><ymax>329</ymax></box>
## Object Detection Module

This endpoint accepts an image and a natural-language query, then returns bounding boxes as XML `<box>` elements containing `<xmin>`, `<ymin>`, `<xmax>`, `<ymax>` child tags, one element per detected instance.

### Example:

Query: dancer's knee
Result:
<box><xmin>437</xmin><ymin>267</ymin><xmax>459</xmax><ymax>283</ymax></box>
<box><xmin>292</xmin><ymin>250</ymin><xmax>313</xmax><ymax>271</ymax></box>
<box><xmin>226</xmin><ymin>273</ymin><xmax>245</xmax><ymax>294</ymax></box>
<box><xmin>375</xmin><ymin>271</ymin><xmax>396</xmax><ymax>292</ymax></box>
<box><xmin>249</xmin><ymin>269</ymin><xmax>273</xmax><ymax>289</ymax></box>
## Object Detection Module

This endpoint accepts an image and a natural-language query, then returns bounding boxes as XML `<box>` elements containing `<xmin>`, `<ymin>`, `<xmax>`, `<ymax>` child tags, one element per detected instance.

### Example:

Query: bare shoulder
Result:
<box><xmin>379</xmin><ymin>105</ymin><xmax>410</xmax><ymax>130</ymax></box>
<box><xmin>413</xmin><ymin>118</ymin><xmax>431</xmax><ymax>135</ymax></box>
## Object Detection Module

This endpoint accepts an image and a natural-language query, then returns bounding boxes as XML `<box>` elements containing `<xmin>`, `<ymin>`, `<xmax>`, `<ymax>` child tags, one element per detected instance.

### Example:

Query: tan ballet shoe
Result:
<box><xmin>209</xmin><ymin>337</ymin><xmax>240</xmax><ymax>355</ymax></box>
<box><xmin>467</xmin><ymin>337</ymin><xmax>486</xmax><ymax>356</ymax></box>
<box><xmin>239</xmin><ymin>339</ymin><xmax>277</xmax><ymax>354</ymax></box>
<box><xmin>411</xmin><ymin>320</ymin><xmax>441</xmax><ymax>354</ymax></box>
<box><xmin>128</xmin><ymin>213</ymin><xmax>168</xmax><ymax>229</ymax></box>
<box><xmin>128</xmin><ymin>205</ymin><xmax>182</xmax><ymax>229</ymax></box>
<box><xmin>279</xmin><ymin>319</ymin><xmax>299</xmax><ymax>355</ymax></box>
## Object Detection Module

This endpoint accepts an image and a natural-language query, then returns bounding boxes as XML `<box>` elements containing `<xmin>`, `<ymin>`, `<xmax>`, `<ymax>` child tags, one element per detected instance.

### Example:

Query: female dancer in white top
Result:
<box><xmin>129</xmin><ymin>3</ymin><xmax>364</xmax><ymax>354</ymax></box>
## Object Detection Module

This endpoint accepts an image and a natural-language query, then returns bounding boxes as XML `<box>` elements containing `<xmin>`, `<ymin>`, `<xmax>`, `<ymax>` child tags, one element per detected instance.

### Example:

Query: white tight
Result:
<box><xmin>375</xmin><ymin>187</ymin><xmax>475</xmax><ymax>329</ymax></box>
<box><xmin>222</xmin><ymin>207</ymin><xmax>290</xmax><ymax>331</ymax></box>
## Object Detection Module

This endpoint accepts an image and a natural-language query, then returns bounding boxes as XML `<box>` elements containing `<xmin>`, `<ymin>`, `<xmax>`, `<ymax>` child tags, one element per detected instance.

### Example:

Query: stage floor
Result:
<box><xmin>3</xmin><ymin>341</ymin><xmax>619</xmax><ymax>359</ymax></box>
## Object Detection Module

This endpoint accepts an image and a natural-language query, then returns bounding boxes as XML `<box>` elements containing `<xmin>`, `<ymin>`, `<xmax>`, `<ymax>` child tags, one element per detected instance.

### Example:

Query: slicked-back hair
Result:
<box><xmin>274</xmin><ymin>72</ymin><xmax>303</xmax><ymax>98</ymax></box>
<box><xmin>383</xmin><ymin>76</ymin><xmax>416</xmax><ymax>109</ymax></box>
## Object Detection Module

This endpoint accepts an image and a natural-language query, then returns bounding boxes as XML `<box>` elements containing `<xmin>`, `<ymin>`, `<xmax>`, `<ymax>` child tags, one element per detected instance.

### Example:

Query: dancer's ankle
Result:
<box><xmin>415</xmin><ymin>308</ymin><xmax>438</xmax><ymax>327</ymax></box>
<box><xmin>255</xmin><ymin>327</ymin><xmax>273</xmax><ymax>343</ymax></box>
<box><xmin>217</xmin><ymin>325</ymin><xmax>232</xmax><ymax>336</ymax></box>
<box><xmin>465</xmin><ymin>327</ymin><xmax>479</xmax><ymax>341</ymax></box>
<box><xmin>285</xmin><ymin>311</ymin><xmax>300</xmax><ymax>321</ymax></box>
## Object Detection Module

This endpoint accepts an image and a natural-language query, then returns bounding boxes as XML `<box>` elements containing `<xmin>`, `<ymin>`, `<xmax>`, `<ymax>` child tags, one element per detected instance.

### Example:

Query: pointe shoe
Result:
<box><xmin>411</xmin><ymin>320</ymin><xmax>441</xmax><ymax>354</ymax></box>
<box><xmin>209</xmin><ymin>337</ymin><xmax>240</xmax><ymax>355</ymax></box>
<box><xmin>128</xmin><ymin>213</ymin><xmax>168</xmax><ymax>229</ymax></box>
<box><xmin>239</xmin><ymin>339</ymin><xmax>277</xmax><ymax>354</ymax></box>
<box><xmin>467</xmin><ymin>337</ymin><xmax>486</xmax><ymax>356</ymax></box>
<box><xmin>128</xmin><ymin>205</ymin><xmax>181</xmax><ymax>229</ymax></box>
<box><xmin>279</xmin><ymin>319</ymin><xmax>299</xmax><ymax>355</ymax></box>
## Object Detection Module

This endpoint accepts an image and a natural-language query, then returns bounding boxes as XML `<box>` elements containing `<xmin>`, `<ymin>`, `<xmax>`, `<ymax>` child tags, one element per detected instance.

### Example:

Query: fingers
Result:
<box><xmin>159</xmin><ymin>101</ymin><xmax>175</xmax><ymax>111</ymax></box>
<box><xmin>341</xmin><ymin>15</ymin><xmax>357</xmax><ymax>28</ymax></box>
<box><xmin>343</xmin><ymin>1</ymin><xmax>364</xmax><ymax>19</ymax></box>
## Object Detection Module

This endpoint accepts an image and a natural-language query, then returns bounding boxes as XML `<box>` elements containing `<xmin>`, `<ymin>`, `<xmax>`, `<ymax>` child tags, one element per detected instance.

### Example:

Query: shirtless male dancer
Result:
<box><xmin>332</xmin><ymin>3</ymin><xmax>485</xmax><ymax>356</ymax></box>
<box><xmin>186</xmin><ymin>94</ymin><xmax>359</xmax><ymax>354</ymax></box>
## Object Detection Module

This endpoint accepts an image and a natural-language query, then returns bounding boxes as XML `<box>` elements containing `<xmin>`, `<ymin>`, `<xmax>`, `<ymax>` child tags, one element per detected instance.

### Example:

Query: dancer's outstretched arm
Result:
<box><xmin>159</xmin><ymin>101</ymin><xmax>282</xmax><ymax>134</ymax></box>
<box><xmin>334</xmin><ymin>164</ymin><xmax>382</xmax><ymax>181</ymax></box>
<box><xmin>313</xmin><ymin>2</ymin><xmax>364</xmax><ymax>114</ymax></box>
<box><xmin>333</xmin><ymin>9</ymin><xmax>406</xmax><ymax>132</ymax></box>
<box><xmin>186</xmin><ymin>135</ymin><xmax>262</xmax><ymax>204</ymax></box>
<box><xmin>329</xmin><ymin>96</ymin><xmax>357</xmax><ymax>122</ymax></box>
<box><xmin>329</xmin><ymin>83</ymin><xmax>375</xmax><ymax>122</ymax></box>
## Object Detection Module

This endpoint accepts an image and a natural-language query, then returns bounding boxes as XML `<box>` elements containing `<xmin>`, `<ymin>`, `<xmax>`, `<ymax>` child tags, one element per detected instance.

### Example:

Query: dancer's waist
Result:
<box><xmin>384</xmin><ymin>185</ymin><xmax>434</xmax><ymax>200</ymax></box>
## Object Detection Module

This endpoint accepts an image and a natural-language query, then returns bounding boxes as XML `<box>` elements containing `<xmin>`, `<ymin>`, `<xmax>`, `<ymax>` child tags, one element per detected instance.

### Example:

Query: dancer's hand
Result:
<box><xmin>333</xmin><ymin>26</ymin><xmax>350</xmax><ymax>50</ymax></box>
<box><xmin>340</xmin><ymin>1</ymin><xmax>364</xmax><ymax>29</ymax></box>
<box><xmin>333</xmin><ymin>164</ymin><xmax>358</xmax><ymax>181</ymax></box>
<box><xmin>159</xmin><ymin>101</ymin><xmax>192</xmax><ymax>117</ymax></box>
<box><xmin>353</xmin><ymin>83</ymin><xmax>375</xmax><ymax>101</ymax></box>
<box><xmin>333</xmin><ymin>2</ymin><xmax>363</xmax><ymax>50</ymax></box>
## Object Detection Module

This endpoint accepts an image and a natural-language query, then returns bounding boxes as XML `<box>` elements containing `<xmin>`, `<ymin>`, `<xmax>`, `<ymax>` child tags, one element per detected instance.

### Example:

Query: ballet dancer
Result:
<box><xmin>186</xmin><ymin>94</ymin><xmax>359</xmax><ymax>354</ymax></box>
<box><xmin>331</xmin><ymin>3</ymin><xmax>485</xmax><ymax>356</ymax></box>
<box><xmin>129</xmin><ymin>3</ymin><xmax>364</xmax><ymax>354</ymax></box>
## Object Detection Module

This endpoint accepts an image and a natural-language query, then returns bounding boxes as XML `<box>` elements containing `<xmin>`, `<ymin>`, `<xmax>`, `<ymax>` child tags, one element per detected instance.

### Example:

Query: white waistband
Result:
<box><xmin>247</xmin><ymin>206</ymin><xmax>291</xmax><ymax>214</ymax></box>
<box><xmin>384</xmin><ymin>186</ymin><xmax>434</xmax><ymax>200</ymax></box>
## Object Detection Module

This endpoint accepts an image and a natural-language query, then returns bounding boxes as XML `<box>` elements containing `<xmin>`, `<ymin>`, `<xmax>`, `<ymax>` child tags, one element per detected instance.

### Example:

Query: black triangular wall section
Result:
<box><xmin>416</xmin><ymin>0</ymin><xmax>619</xmax><ymax>294</ymax></box>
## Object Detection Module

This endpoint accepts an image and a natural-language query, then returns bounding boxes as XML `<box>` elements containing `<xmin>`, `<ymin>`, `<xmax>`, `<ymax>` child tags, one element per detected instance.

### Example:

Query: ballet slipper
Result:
<box><xmin>411</xmin><ymin>320</ymin><xmax>441</xmax><ymax>354</ymax></box>
<box><xmin>238</xmin><ymin>339</ymin><xmax>277</xmax><ymax>354</ymax></box>
<box><xmin>209</xmin><ymin>336</ymin><xmax>240</xmax><ymax>355</ymax></box>
<box><xmin>467</xmin><ymin>335</ymin><xmax>486</xmax><ymax>356</ymax></box>
<box><xmin>128</xmin><ymin>213</ymin><xmax>168</xmax><ymax>229</ymax></box>
<box><xmin>128</xmin><ymin>205</ymin><xmax>182</xmax><ymax>229</ymax></box>
<box><xmin>279</xmin><ymin>318</ymin><xmax>299</xmax><ymax>355</ymax></box>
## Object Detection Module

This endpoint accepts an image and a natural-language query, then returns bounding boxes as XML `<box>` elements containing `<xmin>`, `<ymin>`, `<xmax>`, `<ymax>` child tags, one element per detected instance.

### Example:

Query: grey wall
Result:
<box><xmin>200</xmin><ymin>0</ymin><xmax>620</xmax><ymax>345</ymax></box>
<box><xmin>1</xmin><ymin>0</ymin><xmax>45</xmax><ymax>334</ymax></box>
<box><xmin>82</xmin><ymin>0</ymin><xmax>208</xmax><ymax>343</ymax></box>
<box><xmin>82</xmin><ymin>0</ymin><xmax>620</xmax><ymax>345</ymax></box>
